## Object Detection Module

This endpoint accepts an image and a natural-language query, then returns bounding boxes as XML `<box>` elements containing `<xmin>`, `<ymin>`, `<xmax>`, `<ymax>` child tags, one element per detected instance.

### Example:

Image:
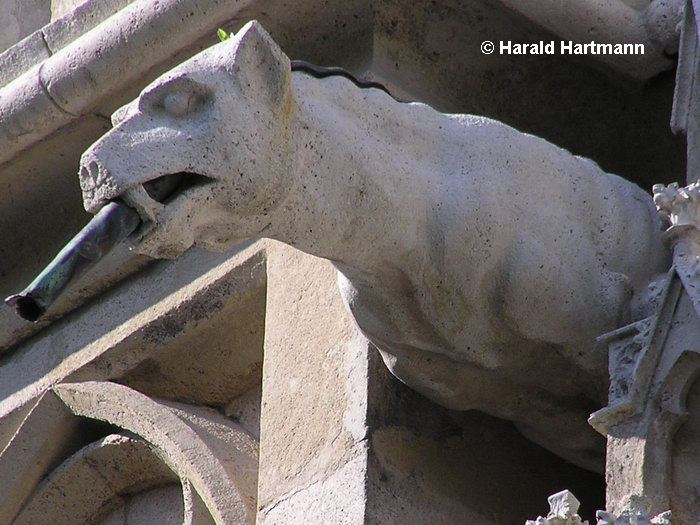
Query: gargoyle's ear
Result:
<box><xmin>231</xmin><ymin>21</ymin><xmax>291</xmax><ymax>108</ymax></box>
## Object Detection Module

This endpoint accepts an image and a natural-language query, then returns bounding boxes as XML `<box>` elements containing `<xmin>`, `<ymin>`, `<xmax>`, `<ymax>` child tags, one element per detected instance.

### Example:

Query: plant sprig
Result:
<box><xmin>217</xmin><ymin>28</ymin><xmax>233</xmax><ymax>42</ymax></box>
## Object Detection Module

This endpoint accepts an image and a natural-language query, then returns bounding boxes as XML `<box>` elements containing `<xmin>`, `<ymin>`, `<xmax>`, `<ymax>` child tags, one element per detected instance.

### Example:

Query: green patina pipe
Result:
<box><xmin>5</xmin><ymin>201</ymin><xmax>140</xmax><ymax>322</ymax></box>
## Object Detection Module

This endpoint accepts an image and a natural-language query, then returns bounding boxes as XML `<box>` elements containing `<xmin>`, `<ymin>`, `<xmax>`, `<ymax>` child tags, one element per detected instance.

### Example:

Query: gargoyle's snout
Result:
<box><xmin>78</xmin><ymin>140</ymin><xmax>209</xmax><ymax>215</ymax></box>
<box><xmin>80</xmin><ymin>150</ymin><xmax>213</xmax><ymax>216</ymax></box>
<box><xmin>79</xmin><ymin>159</ymin><xmax>118</xmax><ymax>214</ymax></box>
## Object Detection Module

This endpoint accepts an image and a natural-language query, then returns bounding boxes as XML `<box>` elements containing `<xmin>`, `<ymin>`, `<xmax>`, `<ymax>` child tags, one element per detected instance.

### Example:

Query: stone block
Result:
<box><xmin>258</xmin><ymin>242</ymin><xmax>604</xmax><ymax>523</ymax></box>
<box><xmin>258</xmin><ymin>241</ymin><xmax>371</xmax><ymax>524</ymax></box>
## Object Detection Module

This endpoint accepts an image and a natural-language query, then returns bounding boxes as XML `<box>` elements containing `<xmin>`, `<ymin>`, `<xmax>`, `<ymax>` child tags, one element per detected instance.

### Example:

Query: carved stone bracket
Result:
<box><xmin>584</xmin><ymin>182</ymin><xmax>700</xmax><ymax>521</ymax></box>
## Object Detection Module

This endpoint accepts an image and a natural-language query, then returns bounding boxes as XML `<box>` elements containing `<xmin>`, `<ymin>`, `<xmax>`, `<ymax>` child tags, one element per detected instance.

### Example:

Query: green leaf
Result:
<box><xmin>217</xmin><ymin>28</ymin><xmax>229</xmax><ymax>42</ymax></box>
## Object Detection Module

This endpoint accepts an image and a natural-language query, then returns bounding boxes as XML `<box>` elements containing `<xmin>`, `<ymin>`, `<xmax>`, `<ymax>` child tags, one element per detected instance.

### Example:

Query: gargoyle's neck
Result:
<box><xmin>267</xmin><ymin>73</ymin><xmax>432</xmax><ymax>269</ymax></box>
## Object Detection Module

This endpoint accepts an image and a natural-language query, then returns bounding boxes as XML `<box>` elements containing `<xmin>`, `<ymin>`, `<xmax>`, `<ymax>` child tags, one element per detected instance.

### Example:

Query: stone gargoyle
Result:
<box><xmin>79</xmin><ymin>21</ymin><xmax>670</xmax><ymax>472</ymax></box>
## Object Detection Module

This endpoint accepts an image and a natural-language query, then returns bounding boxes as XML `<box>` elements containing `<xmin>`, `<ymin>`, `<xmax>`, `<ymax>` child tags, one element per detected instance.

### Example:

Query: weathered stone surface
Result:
<box><xmin>257</xmin><ymin>241</ymin><xmax>372</xmax><ymax>524</ymax></box>
<box><xmin>45</xmin><ymin>0</ymin><xmax>135</xmax><ymax>52</ymax></box>
<box><xmin>0</xmin><ymin>0</ymin><xmax>135</xmax><ymax>85</ymax></box>
<box><xmin>0</xmin><ymin>237</ymin><xmax>265</xmax><ymax>521</ymax></box>
<box><xmin>671</xmin><ymin>375</ymin><xmax>700</xmax><ymax>524</ymax></box>
<box><xmin>3</xmin><ymin>404</ymin><xmax>251</xmax><ymax>525</ymax></box>
<box><xmin>362</xmin><ymin>0</ymin><xmax>684</xmax><ymax>191</ymax></box>
<box><xmin>224</xmin><ymin>385</ymin><xmax>262</xmax><ymax>441</ymax></box>
<box><xmin>100</xmin><ymin>484</ymin><xmax>185</xmax><ymax>525</ymax></box>
<box><xmin>12</xmin><ymin>434</ymin><xmax>178</xmax><ymax>525</ymax></box>
<box><xmin>0</xmin><ymin>0</ymin><xmax>263</xmax><ymax>169</ymax></box>
<box><xmin>0</xmin><ymin>392</ymin><xmax>81</xmax><ymax>523</ymax></box>
<box><xmin>671</xmin><ymin>0</ymin><xmax>700</xmax><ymax>183</ymax></box>
<box><xmin>0</xmin><ymin>0</ymin><xmax>50</xmax><ymax>54</ymax></box>
<box><xmin>182</xmin><ymin>480</ymin><xmax>217</xmax><ymax>525</ymax></box>
<box><xmin>0</xmin><ymin>32</ymin><xmax>51</xmax><ymax>89</ymax></box>
<box><xmin>51</xmin><ymin>0</ymin><xmax>90</xmax><ymax>20</ymax></box>
<box><xmin>526</xmin><ymin>491</ymin><xmax>674</xmax><ymax>525</ymax></box>
<box><xmin>592</xmin><ymin>287</ymin><xmax>700</xmax><ymax>520</ymax></box>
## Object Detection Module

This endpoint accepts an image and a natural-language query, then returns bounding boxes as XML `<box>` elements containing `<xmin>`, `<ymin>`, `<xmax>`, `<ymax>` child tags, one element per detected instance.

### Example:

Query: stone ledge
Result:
<box><xmin>0</xmin><ymin>239</ymin><xmax>267</xmax><ymax>424</ymax></box>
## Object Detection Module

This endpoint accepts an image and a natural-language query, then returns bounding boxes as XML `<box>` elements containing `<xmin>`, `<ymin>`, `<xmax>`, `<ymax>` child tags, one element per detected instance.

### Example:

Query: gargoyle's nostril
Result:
<box><xmin>88</xmin><ymin>161</ymin><xmax>100</xmax><ymax>179</ymax></box>
<box><xmin>79</xmin><ymin>160</ymin><xmax>104</xmax><ymax>191</ymax></box>
<box><xmin>79</xmin><ymin>161</ymin><xmax>102</xmax><ymax>186</ymax></box>
<box><xmin>142</xmin><ymin>172</ymin><xmax>214</xmax><ymax>204</ymax></box>
<box><xmin>78</xmin><ymin>161</ymin><xmax>107</xmax><ymax>201</ymax></box>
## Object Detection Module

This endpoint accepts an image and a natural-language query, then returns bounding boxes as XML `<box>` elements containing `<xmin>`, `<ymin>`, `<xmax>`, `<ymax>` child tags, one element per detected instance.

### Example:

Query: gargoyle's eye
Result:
<box><xmin>162</xmin><ymin>91</ymin><xmax>195</xmax><ymax>117</ymax></box>
<box><xmin>138</xmin><ymin>76</ymin><xmax>210</xmax><ymax>116</ymax></box>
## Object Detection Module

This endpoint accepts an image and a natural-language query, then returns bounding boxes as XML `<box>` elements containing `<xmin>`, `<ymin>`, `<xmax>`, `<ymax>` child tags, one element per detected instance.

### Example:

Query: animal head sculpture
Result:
<box><xmin>80</xmin><ymin>21</ymin><xmax>294</xmax><ymax>258</ymax></box>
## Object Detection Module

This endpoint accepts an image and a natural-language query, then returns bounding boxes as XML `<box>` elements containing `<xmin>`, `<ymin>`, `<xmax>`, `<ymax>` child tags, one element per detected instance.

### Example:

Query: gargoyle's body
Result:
<box><xmin>80</xmin><ymin>22</ymin><xmax>669</xmax><ymax>471</ymax></box>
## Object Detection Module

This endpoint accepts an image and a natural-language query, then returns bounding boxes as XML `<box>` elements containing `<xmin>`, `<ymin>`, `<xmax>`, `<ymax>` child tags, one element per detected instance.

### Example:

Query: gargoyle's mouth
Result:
<box><xmin>142</xmin><ymin>172</ymin><xmax>214</xmax><ymax>204</ymax></box>
<box><xmin>124</xmin><ymin>171</ymin><xmax>217</xmax><ymax>254</ymax></box>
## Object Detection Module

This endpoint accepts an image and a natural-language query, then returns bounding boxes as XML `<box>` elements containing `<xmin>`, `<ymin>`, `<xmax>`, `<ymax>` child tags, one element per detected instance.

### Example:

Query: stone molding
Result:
<box><xmin>499</xmin><ymin>0</ymin><xmax>679</xmax><ymax>80</ymax></box>
<box><xmin>0</xmin><ymin>381</ymin><xmax>258</xmax><ymax>524</ymax></box>
<box><xmin>0</xmin><ymin>0</ymin><xmax>258</xmax><ymax>170</ymax></box>
<box><xmin>54</xmin><ymin>381</ymin><xmax>258</xmax><ymax>524</ymax></box>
